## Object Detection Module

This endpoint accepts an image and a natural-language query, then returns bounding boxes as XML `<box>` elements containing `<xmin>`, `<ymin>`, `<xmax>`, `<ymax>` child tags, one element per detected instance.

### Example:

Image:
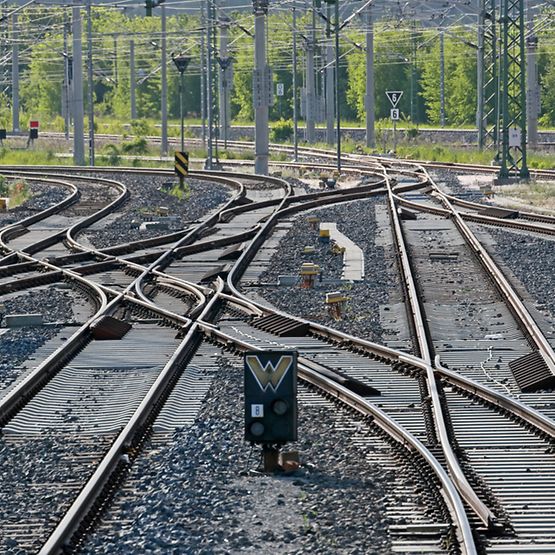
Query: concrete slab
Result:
<box><xmin>5</xmin><ymin>313</ymin><xmax>43</xmax><ymax>327</ymax></box>
<box><xmin>320</xmin><ymin>222</ymin><xmax>365</xmax><ymax>281</ymax></box>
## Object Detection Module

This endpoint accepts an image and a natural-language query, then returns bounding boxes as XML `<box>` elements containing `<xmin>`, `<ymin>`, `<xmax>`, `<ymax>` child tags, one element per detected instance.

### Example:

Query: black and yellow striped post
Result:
<box><xmin>174</xmin><ymin>150</ymin><xmax>189</xmax><ymax>188</ymax></box>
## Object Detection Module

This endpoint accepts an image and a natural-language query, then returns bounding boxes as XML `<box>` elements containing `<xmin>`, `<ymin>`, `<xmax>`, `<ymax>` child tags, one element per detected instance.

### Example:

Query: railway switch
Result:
<box><xmin>244</xmin><ymin>351</ymin><xmax>298</xmax><ymax>447</ymax></box>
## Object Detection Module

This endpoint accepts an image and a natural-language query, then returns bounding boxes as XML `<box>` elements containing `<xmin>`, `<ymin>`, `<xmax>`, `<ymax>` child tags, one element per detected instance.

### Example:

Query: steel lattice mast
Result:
<box><xmin>498</xmin><ymin>0</ymin><xmax>529</xmax><ymax>178</ymax></box>
<box><xmin>477</xmin><ymin>0</ymin><xmax>499</xmax><ymax>150</ymax></box>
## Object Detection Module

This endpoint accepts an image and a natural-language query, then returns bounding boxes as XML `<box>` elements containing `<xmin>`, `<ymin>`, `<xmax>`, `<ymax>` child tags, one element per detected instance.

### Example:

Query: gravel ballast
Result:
<box><xmin>433</xmin><ymin>170</ymin><xmax>555</xmax><ymax>325</ymax></box>
<box><xmin>252</xmin><ymin>197</ymin><xmax>401</xmax><ymax>343</ymax></box>
<box><xmin>83</xmin><ymin>355</ymin><xmax>394</xmax><ymax>554</ymax></box>
<box><xmin>0</xmin><ymin>435</ymin><xmax>111</xmax><ymax>554</ymax></box>
<box><xmin>0</xmin><ymin>181</ymin><xmax>70</xmax><ymax>228</ymax></box>
<box><xmin>479</xmin><ymin>226</ymin><xmax>555</xmax><ymax>323</ymax></box>
<box><xmin>83</xmin><ymin>173</ymin><xmax>232</xmax><ymax>248</ymax></box>
<box><xmin>0</xmin><ymin>287</ymin><xmax>81</xmax><ymax>393</ymax></box>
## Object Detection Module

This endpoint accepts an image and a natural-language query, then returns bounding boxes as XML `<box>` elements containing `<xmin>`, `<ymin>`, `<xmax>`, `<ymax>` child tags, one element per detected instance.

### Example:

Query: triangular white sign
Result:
<box><xmin>386</xmin><ymin>91</ymin><xmax>403</xmax><ymax>108</ymax></box>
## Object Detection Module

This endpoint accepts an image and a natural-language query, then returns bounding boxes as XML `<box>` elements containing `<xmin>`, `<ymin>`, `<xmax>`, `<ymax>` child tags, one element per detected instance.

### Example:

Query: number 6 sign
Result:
<box><xmin>386</xmin><ymin>91</ymin><xmax>403</xmax><ymax>108</ymax></box>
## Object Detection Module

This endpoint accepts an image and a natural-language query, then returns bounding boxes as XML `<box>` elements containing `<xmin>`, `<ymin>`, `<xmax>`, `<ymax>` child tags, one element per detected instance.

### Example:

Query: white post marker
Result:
<box><xmin>276</xmin><ymin>83</ymin><xmax>284</xmax><ymax>96</ymax></box>
<box><xmin>390</xmin><ymin>108</ymin><xmax>400</xmax><ymax>121</ymax></box>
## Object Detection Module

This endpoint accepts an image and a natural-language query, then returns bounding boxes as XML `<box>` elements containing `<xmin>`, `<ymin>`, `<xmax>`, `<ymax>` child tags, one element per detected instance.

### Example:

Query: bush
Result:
<box><xmin>100</xmin><ymin>144</ymin><xmax>121</xmax><ymax>165</ymax></box>
<box><xmin>0</xmin><ymin>175</ymin><xmax>8</xmax><ymax>196</ymax></box>
<box><xmin>121</xmin><ymin>137</ymin><xmax>148</xmax><ymax>155</ymax></box>
<box><xmin>130</xmin><ymin>119</ymin><xmax>153</xmax><ymax>137</ymax></box>
<box><xmin>406</xmin><ymin>127</ymin><xmax>419</xmax><ymax>140</ymax></box>
<box><xmin>49</xmin><ymin>115</ymin><xmax>66</xmax><ymax>132</ymax></box>
<box><xmin>270</xmin><ymin>119</ymin><xmax>293</xmax><ymax>142</ymax></box>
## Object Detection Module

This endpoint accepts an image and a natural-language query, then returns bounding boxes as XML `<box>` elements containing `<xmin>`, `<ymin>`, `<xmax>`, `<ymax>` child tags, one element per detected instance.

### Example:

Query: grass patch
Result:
<box><xmin>167</xmin><ymin>182</ymin><xmax>191</xmax><ymax>200</ymax></box>
<box><xmin>0</xmin><ymin>148</ymin><xmax>67</xmax><ymax>166</ymax></box>
<box><xmin>9</xmin><ymin>179</ymin><xmax>30</xmax><ymax>207</ymax></box>
<box><xmin>495</xmin><ymin>180</ymin><xmax>555</xmax><ymax>212</ymax></box>
<box><xmin>394</xmin><ymin>143</ymin><xmax>555</xmax><ymax>170</ymax></box>
<box><xmin>0</xmin><ymin>175</ymin><xmax>31</xmax><ymax>208</ymax></box>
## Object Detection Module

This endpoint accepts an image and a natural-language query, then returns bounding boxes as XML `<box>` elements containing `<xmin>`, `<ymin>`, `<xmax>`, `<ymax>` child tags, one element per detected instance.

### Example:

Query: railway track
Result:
<box><xmin>0</xmin><ymin>160</ymin><xmax>552</xmax><ymax>554</ymax></box>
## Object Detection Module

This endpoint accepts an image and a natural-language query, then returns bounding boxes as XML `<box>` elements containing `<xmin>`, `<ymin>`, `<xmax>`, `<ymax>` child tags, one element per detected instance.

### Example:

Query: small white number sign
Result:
<box><xmin>390</xmin><ymin>108</ymin><xmax>400</xmax><ymax>121</ymax></box>
<box><xmin>508</xmin><ymin>127</ymin><xmax>521</xmax><ymax>147</ymax></box>
<box><xmin>276</xmin><ymin>83</ymin><xmax>284</xmax><ymax>97</ymax></box>
<box><xmin>251</xmin><ymin>404</ymin><xmax>264</xmax><ymax>417</ymax></box>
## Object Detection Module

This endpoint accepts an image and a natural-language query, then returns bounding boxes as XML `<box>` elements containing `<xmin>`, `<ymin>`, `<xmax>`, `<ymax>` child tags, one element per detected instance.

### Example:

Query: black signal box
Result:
<box><xmin>244</xmin><ymin>350</ymin><xmax>297</xmax><ymax>445</ymax></box>
<box><xmin>29</xmin><ymin>128</ymin><xmax>38</xmax><ymax>140</ymax></box>
<box><xmin>0</xmin><ymin>129</ymin><xmax>6</xmax><ymax>140</ymax></box>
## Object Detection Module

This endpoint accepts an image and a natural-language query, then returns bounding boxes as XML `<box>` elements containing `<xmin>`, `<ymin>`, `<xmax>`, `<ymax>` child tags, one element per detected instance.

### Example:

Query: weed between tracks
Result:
<box><xmin>0</xmin><ymin>174</ymin><xmax>31</xmax><ymax>208</ymax></box>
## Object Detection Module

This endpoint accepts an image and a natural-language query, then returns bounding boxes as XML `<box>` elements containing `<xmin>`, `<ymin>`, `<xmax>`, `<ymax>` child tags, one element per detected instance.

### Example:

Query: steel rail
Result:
<box><xmin>421</xmin><ymin>167</ymin><xmax>555</xmax><ymax>377</ymax></box>
<box><xmin>197</xmin><ymin>323</ymin><xmax>476</xmax><ymax>555</ymax></box>
<box><xmin>12</xmin><ymin>130</ymin><xmax>555</xmax><ymax>187</ymax></box>
<box><xmin>1</xmin><ymin>166</ymin><xmax>403</xmax><ymax>551</ymax></box>
<box><xmin>433</xmin><ymin>356</ymin><xmax>555</xmax><ymax>438</ymax></box>
<box><xmin>0</xmin><ymin>170</ymin><xmax>280</xmax><ymax>337</ymax></box>
<box><xmin>38</xmin><ymin>278</ymin><xmax>228</xmax><ymax>555</ymax></box>
<box><xmin>130</xmin><ymin>172</ymin><xmax>280</xmax><ymax>307</ymax></box>
<box><xmin>393</xmin><ymin>193</ymin><xmax>555</xmax><ymax>236</ymax></box>
<box><xmin>3</xmin><ymin>163</ymin><xmax>552</xmax><ymax>552</ymax></box>
<box><xmin>211</xmin><ymin>161</ymin><xmax>555</xmax><ymax>450</ymax></box>
<box><xmin>0</xmin><ymin>172</ymin><xmax>128</xmax><ymax>263</ymax></box>
<box><xmin>0</xmin><ymin>170</ymin><xmax>247</xmax><ymax>427</ymax></box>
<box><xmin>14</xmin><ymin>251</ymin><xmax>194</xmax><ymax>328</ymax></box>
<box><xmin>443</xmin><ymin>193</ymin><xmax>555</xmax><ymax>225</ymax></box>
<box><xmin>0</xmin><ymin>266</ymin><xmax>108</xmax><ymax>426</ymax></box>
<box><xmin>216</xmin><ymin>157</ymin><xmax>555</xmax><ymax>534</ymax></box>
<box><xmin>381</xmin><ymin>165</ymin><xmax>498</xmax><ymax>529</ymax></box>
<box><xmin>0</xmin><ymin>176</ymin><xmax>79</xmax><ymax>258</ymax></box>
<box><xmin>219</xmin><ymin>158</ymin><xmax>491</xmax><ymax>533</ymax></box>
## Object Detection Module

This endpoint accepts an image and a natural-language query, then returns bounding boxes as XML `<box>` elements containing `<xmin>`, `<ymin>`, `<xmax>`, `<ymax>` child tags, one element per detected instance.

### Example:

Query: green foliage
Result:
<box><xmin>10</xmin><ymin>8</ymin><xmax>555</xmax><ymax>134</ymax></box>
<box><xmin>130</xmin><ymin>119</ymin><xmax>154</xmax><ymax>137</ymax></box>
<box><xmin>10</xmin><ymin>180</ymin><xmax>30</xmax><ymax>207</ymax></box>
<box><xmin>270</xmin><ymin>119</ymin><xmax>293</xmax><ymax>142</ymax></box>
<box><xmin>169</xmin><ymin>182</ymin><xmax>190</xmax><ymax>200</ymax></box>
<box><xmin>346</xmin><ymin>29</ymin><xmax>414</xmax><ymax>121</ymax></box>
<box><xmin>419</xmin><ymin>30</ymin><xmax>477</xmax><ymax>125</ymax></box>
<box><xmin>121</xmin><ymin>137</ymin><xmax>148</xmax><ymax>155</ymax></box>
<box><xmin>0</xmin><ymin>175</ymin><xmax>30</xmax><ymax>207</ymax></box>
<box><xmin>100</xmin><ymin>143</ymin><xmax>121</xmax><ymax>165</ymax></box>
<box><xmin>540</xmin><ymin>57</ymin><xmax>555</xmax><ymax>126</ymax></box>
<box><xmin>0</xmin><ymin>175</ymin><xmax>8</xmax><ymax>196</ymax></box>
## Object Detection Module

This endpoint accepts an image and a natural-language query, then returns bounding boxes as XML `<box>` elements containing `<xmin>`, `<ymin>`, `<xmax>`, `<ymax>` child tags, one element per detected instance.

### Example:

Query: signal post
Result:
<box><xmin>174</xmin><ymin>151</ymin><xmax>189</xmax><ymax>189</ymax></box>
<box><xmin>244</xmin><ymin>351</ymin><xmax>298</xmax><ymax>472</ymax></box>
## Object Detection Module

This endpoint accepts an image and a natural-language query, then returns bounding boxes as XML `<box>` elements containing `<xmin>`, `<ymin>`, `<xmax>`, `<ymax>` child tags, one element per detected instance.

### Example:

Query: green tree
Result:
<box><xmin>419</xmin><ymin>31</ymin><xmax>477</xmax><ymax>125</ymax></box>
<box><xmin>346</xmin><ymin>27</ymin><xmax>413</xmax><ymax>122</ymax></box>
